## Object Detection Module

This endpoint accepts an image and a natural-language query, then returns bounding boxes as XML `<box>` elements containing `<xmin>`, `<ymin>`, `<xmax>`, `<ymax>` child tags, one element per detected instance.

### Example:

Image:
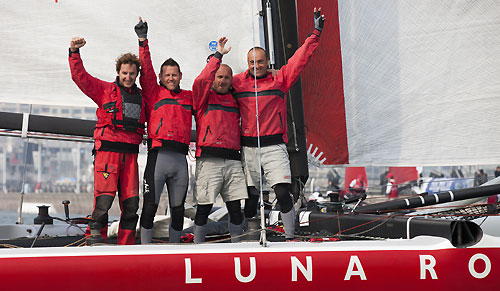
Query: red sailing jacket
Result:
<box><xmin>192</xmin><ymin>53</ymin><xmax>241</xmax><ymax>160</ymax></box>
<box><xmin>139</xmin><ymin>40</ymin><xmax>193</xmax><ymax>154</ymax></box>
<box><xmin>232</xmin><ymin>29</ymin><xmax>321</xmax><ymax>147</ymax></box>
<box><xmin>69</xmin><ymin>50</ymin><xmax>146</xmax><ymax>152</ymax></box>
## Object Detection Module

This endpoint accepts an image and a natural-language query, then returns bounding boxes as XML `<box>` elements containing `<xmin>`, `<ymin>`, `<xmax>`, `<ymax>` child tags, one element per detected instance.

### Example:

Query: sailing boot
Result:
<box><xmin>140</xmin><ymin>226</ymin><xmax>153</xmax><ymax>244</ymax></box>
<box><xmin>117</xmin><ymin>228</ymin><xmax>136</xmax><ymax>245</ymax></box>
<box><xmin>228</xmin><ymin>222</ymin><xmax>243</xmax><ymax>243</ymax></box>
<box><xmin>193</xmin><ymin>224</ymin><xmax>207</xmax><ymax>244</ymax></box>
<box><xmin>169</xmin><ymin>225</ymin><xmax>182</xmax><ymax>243</ymax></box>
<box><xmin>86</xmin><ymin>222</ymin><xmax>105</xmax><ymax>245</ymax></box>
<box><xmin>280</xmin><ymin>207</ymin><xmax>296</xmax><ymax>240</ymax></box>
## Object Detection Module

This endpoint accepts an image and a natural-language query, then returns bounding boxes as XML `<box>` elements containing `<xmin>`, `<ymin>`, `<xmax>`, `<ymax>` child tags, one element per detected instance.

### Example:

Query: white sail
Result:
<box><xmin>299</xmin><ymin>1</ymin><xmax>500</xmax><ymax>166</ymax></box>
<box><xmin>0</xmin><ymin>0</ymin><xmax>263</xmax><ymax>108</ymax></box>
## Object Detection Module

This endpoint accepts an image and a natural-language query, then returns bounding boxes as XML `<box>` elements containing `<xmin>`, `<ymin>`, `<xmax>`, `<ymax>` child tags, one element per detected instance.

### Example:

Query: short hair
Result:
<box><xmin>115</xmin><ymin>53</ymin><xmax>141</xmax><ymax>73</ymax></box>
<box><xmin>247</xmin><ymin>47</ymin><xmax>268</xmax><ymax>58</ymax></box>
<box><xmin>160</xmin><ymin>58</ymin><xmax>181</xmax><ymax>74</ymax></box>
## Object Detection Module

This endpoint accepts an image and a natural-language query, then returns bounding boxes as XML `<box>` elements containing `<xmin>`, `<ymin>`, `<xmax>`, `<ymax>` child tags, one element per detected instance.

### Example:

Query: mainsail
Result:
<box><xmin>0</xmin><ymin>0</ymin><xmax>263</xmax><ymax>107</ymax></box>
<box><xmin>299</xmin><ymin>0</ymin><xmax>500</xmax><ymax>166</ymax></box>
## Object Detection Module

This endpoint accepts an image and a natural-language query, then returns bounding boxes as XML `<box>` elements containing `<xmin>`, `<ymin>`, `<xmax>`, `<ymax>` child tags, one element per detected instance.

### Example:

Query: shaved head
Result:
<box><xmin>247</xmin><ymin>47</ymin><xmax>269</xmax><ymax>78</ymax></box>
<box><xmin>212</xmin><ymin>64</ymin><xmax>233</xmax><ymax>94</ymax></box>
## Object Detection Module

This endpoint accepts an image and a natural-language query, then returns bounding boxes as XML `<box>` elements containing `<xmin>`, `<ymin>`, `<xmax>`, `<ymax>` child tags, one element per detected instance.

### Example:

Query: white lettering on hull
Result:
<box><xmin>182</xmin><ymin>252</ymin><xmax>493</xmax><ymax>284</ymax></box>
<box><xmin>185</xmin><ymin>258</ymin><xmax>202</xmax><ymax>284</ymax></box>
<box><xmin>344</xmin><ymin>255</ymin><xmax>367</xmax><ymax>280</ymax></box>
<box><xmin>234</xmin><ymin>257</ymin><xmax>257</xmax><ymax>283</ymax></box>
<box><xmin>469</xmin><ymin>253</ymin><xmax>491</xmax><ymax>279</ymax></box>
<box><xmin>291</xmin><ymin>256</ymin><xmax>312</xmax><ymax>281</ymax></box>
<box><xmin>420</xmin><ymin>255</ymin><xmax>438</xmax><ymax>279</ymax></box>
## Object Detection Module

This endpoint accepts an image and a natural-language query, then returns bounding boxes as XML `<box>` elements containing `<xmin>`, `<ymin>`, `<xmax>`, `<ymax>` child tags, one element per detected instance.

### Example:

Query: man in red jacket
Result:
<box><xmin>135</xmin><ymin>18</ymin><xmax>193</xmax><ymax>243</ymax></box>
<box><xmin>232</xmin><ymin>8</ymin><xmax>325</xmax><ymax>240</ymax></box>
<box><xmin>69</xmin><ymin>37</ymin><xmax>146</xmax><ymax>245</ymax></box>
<box><xmin>191</xmin><ymin>37</ymin><xmax>247</xmax><ymax>243</ymax></box>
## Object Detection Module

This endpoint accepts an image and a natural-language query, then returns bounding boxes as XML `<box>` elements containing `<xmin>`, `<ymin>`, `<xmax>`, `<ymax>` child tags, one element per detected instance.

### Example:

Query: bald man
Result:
<box><xmin>191</xmin><ymin>37</ymin><xmax>247</xmax><ymax>243</ymax></box>
<box><xmin>232</xmin><ymin>8</ymin><xmax>325</xmax><ymax>240</ymax></box>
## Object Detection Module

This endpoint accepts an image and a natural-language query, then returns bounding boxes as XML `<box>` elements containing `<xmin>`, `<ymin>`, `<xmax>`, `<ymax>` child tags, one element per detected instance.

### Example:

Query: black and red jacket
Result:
<box><xmin>139</xmin><ymin>40</ymin><xmax>193</xmax><ymax>154</ymax></box>
<box><xmin>232</xmin><ymin>29</ymin><xmax>321</xmax><ymax>147</ymax></box>
<box><xmin>69</xmin><ymin>49</ymin><xmax>146</xmax><ymax>153</ymax></box>
<box><xmin>193</xmin><ymin>52</ymin><xmax>240</xmax><ymax>160</ymax></box>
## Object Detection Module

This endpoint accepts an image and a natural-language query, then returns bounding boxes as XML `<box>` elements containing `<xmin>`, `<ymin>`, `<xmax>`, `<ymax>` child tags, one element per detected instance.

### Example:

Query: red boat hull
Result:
<box><xmin>0</xmin><ymin>236</ymin><xmax>498</xmax><ymax>290</ymax></box>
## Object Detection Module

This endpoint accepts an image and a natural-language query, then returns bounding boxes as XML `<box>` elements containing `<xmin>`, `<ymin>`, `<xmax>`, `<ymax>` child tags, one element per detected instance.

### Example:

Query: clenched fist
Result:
<box><xmin>70</xmin><ymin>37</ymin><xmax>86</xmax><ymax>52</ymax></box>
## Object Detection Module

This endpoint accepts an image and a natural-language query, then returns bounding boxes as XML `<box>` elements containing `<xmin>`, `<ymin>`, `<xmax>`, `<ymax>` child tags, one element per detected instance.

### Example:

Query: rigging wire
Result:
<box><xmin>251</xmin><ymin>0</ymin><xmax>267</xmax><ymax>247</ymax></box>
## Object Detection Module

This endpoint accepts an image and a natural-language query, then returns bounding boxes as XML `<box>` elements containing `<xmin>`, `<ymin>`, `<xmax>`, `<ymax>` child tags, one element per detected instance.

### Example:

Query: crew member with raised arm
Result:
<box><xmin>68</xmin><ymin>37</ymin><xmax>145</xmax><ymax>245</ymax></box>
<box><xmin>135</xmin><ymin>18</ymin><xmax>193</xmax><ymax>243</ymax></box>
<box><xmin>232</xmin><ymin>8</ymin><xmax>326</xmax><ymax>240</ymax></box>
<box><xmin>192</xmin><ymin>37</ymin><xmax>247</xmax><ymax>243</ymax></box>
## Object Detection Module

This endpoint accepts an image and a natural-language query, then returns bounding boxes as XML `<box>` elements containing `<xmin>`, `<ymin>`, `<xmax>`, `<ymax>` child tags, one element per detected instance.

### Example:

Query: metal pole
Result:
<box><xmin>76</xmin><ymin>143</ymin><xmax>81</xmax><ymax>193</ymax></box>
<box><xmin>1</xmin><ymin>146</ymin><xmax>6</xmax><ymax>193</ymax></box>
<box><xmin>37</xmin><ymin>141</ymin><xmax>42</xmax><ymax>190</ymax></box>
<box><xmin>17</xmin><ymin>109</ymin><xmax>32</xmax><ymax>224</ymax></box>
<box><xmin>266</xmin><ymin>0</ymin><xmax>275</xmax><ymax>68</ymax></box>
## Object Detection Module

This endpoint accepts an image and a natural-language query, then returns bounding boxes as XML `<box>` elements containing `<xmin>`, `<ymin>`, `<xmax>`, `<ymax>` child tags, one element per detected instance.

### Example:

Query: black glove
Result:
<box><xmin>314</xmin><ymin>10</ymin><xmax>324</xmax><ymax>31</ymax></box>
<box><xmin>135</xmin><ymin>20</ymin><xmax>148</xmax><ymax>39</ymax></box>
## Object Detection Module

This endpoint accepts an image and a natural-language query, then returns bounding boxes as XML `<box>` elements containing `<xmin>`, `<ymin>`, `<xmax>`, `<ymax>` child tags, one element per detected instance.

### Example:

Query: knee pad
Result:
<box><xmin>140</xmin><ymin>201</ymin><xmax>158</xmax><ymax>229</ymax></box>
<box><xmin>244</xmin><ymin>186</ymin><xmax>259</xmax><ymax>218</ymax></box>
<box><xmin>194</xmin><ymin>204</ymin><xmax>213</xmax><ymax>226</ymax></box>
<box><xmin>120</xmin><ymin>196</ymin><xmax>139</xmax><ymax>230</ymax></box>
<box><xmin>170</xmin><ymin>205</ymin><xmax>185</xmax><ymax>231</ymax></box>
<box><xmin>248</xmin><ymin>186</ymin><xmax>259</xmax><ymax>196</ymax></box>
<box><xmin>274</xmin><ymin>183</ymin><xmax>293</xmax><ymax>213</ymax></box>
<box><xmin>92</xmin><ymin>195</ymin><xmax>114</xmax><ymax>225</ymax></box>
<box><xmin>226</xmin><ymin>200</ymin><xmax>243</xmax><ymax>225</ymax></box>
<box><xmin>244</xmin><ymin>195</ymin><xmax>259</xmax><ymax>218</ymax></box>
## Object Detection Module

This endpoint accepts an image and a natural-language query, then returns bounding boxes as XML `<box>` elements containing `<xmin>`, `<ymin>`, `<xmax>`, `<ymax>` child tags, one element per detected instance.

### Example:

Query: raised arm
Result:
<box><xmin>276</xmin><ymin>7</ymin><xmax>326</xmax><ymax>92</ymax></box>
<box><xmin>136</xmin><ymin>17</ymin><xmax>158</xmax><ymax>100</ymax></box>
<box><xmin>192</xmin><ymin>37</ymin><xmax>231</xmax><ymax>111</ymax></box>
<box><xmin>68</xmin><ymin>37</ymin><xmax>107</xmax><ymax>107</ymax></box>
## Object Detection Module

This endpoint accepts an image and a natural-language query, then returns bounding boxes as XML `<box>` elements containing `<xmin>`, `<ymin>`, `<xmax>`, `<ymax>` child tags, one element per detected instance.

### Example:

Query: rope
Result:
<box><xmin>0</xmin><ymin>244</ymin><xmax>22</xmax><ymax>248</ymax></box>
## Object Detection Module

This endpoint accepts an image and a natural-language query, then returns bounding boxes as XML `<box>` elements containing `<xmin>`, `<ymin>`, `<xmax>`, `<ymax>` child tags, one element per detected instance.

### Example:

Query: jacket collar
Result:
<box><xmin>245</xmin><ymin>70</ymin><xmax>271</xmax><ymax>80</ymax></box>
<box><xmin>159</xmin><ymin>81</ymin><xmax>181</xmax><ymax>94</ymax></box>
<box><xmin>114</xmin><ymin>77</ymin><xmax>138</xmax><ymax>93</ymax></box>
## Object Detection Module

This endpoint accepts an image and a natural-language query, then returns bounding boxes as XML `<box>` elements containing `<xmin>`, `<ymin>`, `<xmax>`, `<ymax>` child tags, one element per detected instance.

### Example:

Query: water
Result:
<box><xmin>0</xmin><ymin>210</ymin><xmax>40</xmax><ymax>225</ymax></box>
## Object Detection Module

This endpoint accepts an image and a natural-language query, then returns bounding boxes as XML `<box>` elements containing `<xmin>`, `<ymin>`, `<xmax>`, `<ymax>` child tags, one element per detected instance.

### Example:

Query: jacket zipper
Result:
<box><xmin>203</xmin><ymin>125</ymin><xmax>211</xmax><ymax>142</ymax></box>
<box><xmin>278</xmin><ymin>112</ymin><xmax>283</xmax><ymax>129</ymax></box>
<box><xmin>155</xmin><ymin>118</ymin><xmax>163</xmax><ymax>135</ymax></box>
<box><xmin>101</xmin><ymin>127</ymin><xmax>105</xmax><ymax>136</ymax></box>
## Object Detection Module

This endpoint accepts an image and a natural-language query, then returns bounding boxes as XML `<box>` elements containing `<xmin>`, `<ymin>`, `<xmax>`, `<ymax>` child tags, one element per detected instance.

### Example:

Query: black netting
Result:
<box><xmin>429</xmin><ymin>202</ymin><xmax>500</xmax><ymax>220</ymax></box>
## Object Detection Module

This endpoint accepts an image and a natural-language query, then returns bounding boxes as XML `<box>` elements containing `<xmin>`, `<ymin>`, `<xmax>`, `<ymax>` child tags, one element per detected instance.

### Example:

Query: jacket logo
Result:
<box><xmin>102</xmin><ymin>172</ymin><xmax>110</xmax><ymax>180</ymax></box>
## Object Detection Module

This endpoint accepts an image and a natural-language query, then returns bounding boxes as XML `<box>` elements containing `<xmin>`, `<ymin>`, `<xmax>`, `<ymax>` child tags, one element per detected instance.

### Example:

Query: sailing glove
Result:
<box><xmin>135</xmin><ymin>20</ymin><xmax>148</xmax><ymax>39</ymax></box>
<box><xmin>314</xmin><ymin>10</ymin><xmax>325</xmax><ymax>31</ymax></box>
